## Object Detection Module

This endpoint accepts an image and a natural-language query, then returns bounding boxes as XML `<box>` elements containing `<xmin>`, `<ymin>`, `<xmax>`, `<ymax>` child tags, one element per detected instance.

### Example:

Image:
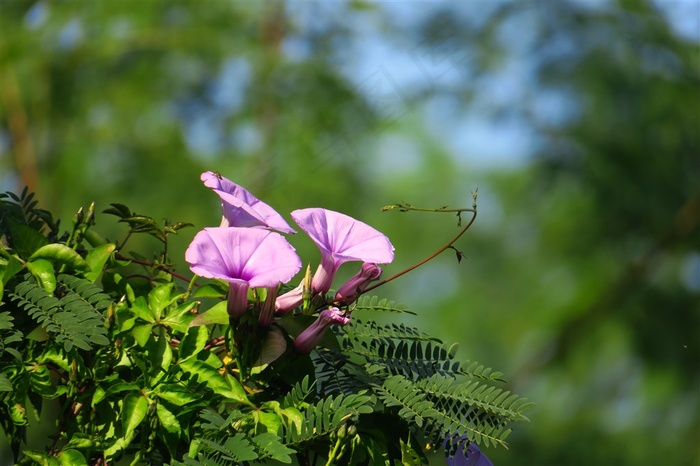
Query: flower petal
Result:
<box><xmin>291</xmin><ymin>208</ymin><xmax>394</xmax><ymax>265</ymax></box>
<box><xmin>185</xmin><ymin>227</ymin><xmax>301</xmax><ymax>287</ymax></box>
<box><xmin>201</xmin><ymin>171</ymin><xmax>296</xmax><ymax>234</ymax></box>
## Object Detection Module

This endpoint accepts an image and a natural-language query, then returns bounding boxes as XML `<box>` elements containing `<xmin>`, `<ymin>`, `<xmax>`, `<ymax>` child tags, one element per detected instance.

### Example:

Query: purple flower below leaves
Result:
<box><xmin>444</xmin><ymin>437</ymin><xmax>494</xmax><ymax>466</ymax></box>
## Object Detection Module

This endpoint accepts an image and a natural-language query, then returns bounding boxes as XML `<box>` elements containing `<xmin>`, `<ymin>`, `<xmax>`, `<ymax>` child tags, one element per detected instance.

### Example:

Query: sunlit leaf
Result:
<box><xmin>122</xmin><ymin>392</ymin><xmax>149</xmax><ymax>440</ymax></box>
<box><xmin>29</xmin><ymin>244</ymin><xmax>90</xmax><ymax>272</ymax></box>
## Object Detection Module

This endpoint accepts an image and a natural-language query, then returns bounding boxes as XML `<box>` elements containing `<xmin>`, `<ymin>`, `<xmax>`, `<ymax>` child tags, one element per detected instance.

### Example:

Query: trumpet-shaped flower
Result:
<box><xmin>335</xmin><ymin>262</ymin><xmax>382</xmax><ymax>304</ymax></box>
<box><xmin>293</xmin><ymin>307</ymin><xmax>350</xmax><ymax>354</ymax></box>
<box><xmin>291</xmin><ymin>208</ymin><xmax>394</xmax><ymax>294</ymax></box>
<box><xmin>201</xmin><ymin>171</ymin><xmax>296</xmax><ymax>234</ymax></box>
<box><xmin>186</xmin><ymin>227</ymin><xmax>302</xmax><ymax>318</ymax></box>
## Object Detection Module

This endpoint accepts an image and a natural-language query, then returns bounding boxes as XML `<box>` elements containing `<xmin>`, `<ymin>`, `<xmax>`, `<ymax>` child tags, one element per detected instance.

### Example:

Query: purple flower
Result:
<box><xmin>291</xmin><ymin>208</ymin><xmax>394</xmax><ymax>294</ymax></box>
<box><xmin>275</xmin><ymin>282</ymin><xmax>304</xmax><ymax>314</ymax></box>
<box><xmin>185</xmin><ymin>227</ymin><xmax>302</xmax><ymax>318</ymax></box>
<box><xmin>258</xmin><ymin>286</ymin><xmax>278</xmax><ymax>327</ymax></box>
<box><xmin>444</xmin><ymin>438</ymin><xmax>494</xmax><ymax>466</ymax></box>
<box><xmin>335</xmin><ymin>262</ymin><xmax>382</xmax><ymax>304</ymax></box>
<box><xmin>293</xmin><ymin>307</ymin><xmax>350</xmax><ymax>354</ymax></box>
<box><xmin>201</xmin><ymin>171</ymin><xmax>296</xmax><ymax>234</ymax></box>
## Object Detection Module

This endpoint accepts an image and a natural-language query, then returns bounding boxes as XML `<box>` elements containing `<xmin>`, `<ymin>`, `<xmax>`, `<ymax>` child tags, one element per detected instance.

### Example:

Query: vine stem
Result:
<box><xmin>360</xmin><ymin>205</ymin><xmax>477</xmax><ymax>296</ymax></box>
<box><xmin>114</xmin><ymin>254</ymin><xmax>193</xmax><ymax>284</ymax></box>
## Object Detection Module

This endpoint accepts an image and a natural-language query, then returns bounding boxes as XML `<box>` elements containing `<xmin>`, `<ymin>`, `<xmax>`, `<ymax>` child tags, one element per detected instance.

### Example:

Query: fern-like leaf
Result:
<box><xmin>417</xmin><ymin>374</ymin><xmax>534</xmax><ymax>449</ymax></box>
<box><xmin>352</xmin><ymin>295</ymin><xmax>415</xmax><ymax>314</ymax></box>
<box><xmin>0</xmin><ymin>311</ymin><xmax>23</xmax><ymax>360</ymax></box>
<box><xmin>281</xmin><ymin>375</ymin><xmax>314</xmax><ymax>407</ymax></box>
<box><xmin>9</xmin><ymin>275</ymin><xmax>109</xmax><ymax>352</ymax></box>
<box><xmin>283</xmin><ymin>392</ymin><xmax>374</xmax><ymax>446</ymax></box>
<box><xmin>374</xmin><ymin>375</ymin><xmax>438</xmax><ymax>428</ymax></box>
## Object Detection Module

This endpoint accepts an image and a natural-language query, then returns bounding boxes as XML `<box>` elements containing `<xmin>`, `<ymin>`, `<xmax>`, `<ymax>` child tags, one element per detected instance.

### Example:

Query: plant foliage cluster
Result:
<box><xmin>0</xmin><ymin>187</ymin><xmax>530</xmax><ymax>466</ymax></box>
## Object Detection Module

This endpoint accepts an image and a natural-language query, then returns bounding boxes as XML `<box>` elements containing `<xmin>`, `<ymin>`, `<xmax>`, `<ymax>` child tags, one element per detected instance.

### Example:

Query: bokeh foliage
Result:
<box><xmin>1</xmin><ymin>0</ymin><xmax>698</xmax><ymax>465</ymax></box>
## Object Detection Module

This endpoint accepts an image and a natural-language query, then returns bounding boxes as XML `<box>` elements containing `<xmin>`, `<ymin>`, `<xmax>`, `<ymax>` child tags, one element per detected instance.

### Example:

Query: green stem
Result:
<box><xmin>325</xmin><ymin>437</ymin><xmax>343</xmax><ymax>466</ymax></box>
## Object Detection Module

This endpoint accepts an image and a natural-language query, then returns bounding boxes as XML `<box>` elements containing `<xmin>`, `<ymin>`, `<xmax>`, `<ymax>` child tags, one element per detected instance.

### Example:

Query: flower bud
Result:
<box><xmin>335</xmin><ymin>263</ymin><xmax>382</xmax><ymax>305</ymax></box>
<box><xmin>293</xmin><ymin>307</ymin><xmax>350</xmax><ymax>355</ymax></box>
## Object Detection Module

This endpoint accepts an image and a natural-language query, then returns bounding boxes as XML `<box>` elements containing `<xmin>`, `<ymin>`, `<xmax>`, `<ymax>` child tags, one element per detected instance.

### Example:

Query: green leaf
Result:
<box><xmin>57</xmin><ymin>448</ymin><xmax>87</xmax><ymax>466</ymax></box>
<box><xmin>122</xmin><ymin>392</ymin><xmax>149</xmax><ymax>440</ymax></box>
<box><xmin>0</xmin><ymin>254</ymin><xmax>22</xmax><ymax>302</ymax></box>
<box><xmin>179</xmin><ymin>359</ymin><xmax>251</xmax><ymax>405</ymax></box>
<box><xmin>156</xmin><ymin>403</ymin><xmax>181</xmax><ymax>434</ymax></box>
<box><xmin>252</xmin><ymin>410</ymin><xmax>282</xmax><ymax>435</ymax></box>
<box><xmin>0</xmin><ymin>373</ymin><xmax>12</xmax><ymax>392</ymax></box>
<box><xmin>131</xmin><ymin>296</ymin><xmax>155</xmax><ymax>323</ymax></box>
<box><xmin>153</xmin><ymin>384</ymin><xmax>201</xmax><ymax>406</ymax></box>
<box><xmin>161</xmin><ymin>300</ymin><xmax>196</xmax><ymax>333</ymax></box>
<box><xmin>399</xmin><ymin>438</ymin><xmax>423</xmax><ymax>466</ymax></box>
<box><xmin>253</xmin><ymin>432</ymin><xmax>294</xmax><ymax>462</ymax></box>
<box><xmin>178</xmin><ymin>326</ymin><xmax>209</xmax><ymax>360</ymax></box>
<box><xmin>84</xmin><ymin>243</ymin><xmax>116</xmax><ymax>282</ymax></box>
<box><xmin>29</xmin><ymin>244</ymin><xmax>90</xmax><ymax>272</ymax></box>
<box><xmin>93</xmin><ymin>380</ymin><xmax>139</xmax><ymax>407</ymax></box>
<box><xmin>19</xmin><ymin>450</ymin><xmax>59</xmax><ymax>466</ymax></box>
<box><xmin>103</xmin><ymin>203</ymin><xmax>132</xmax><ymax>218</ymax></box>
<box><xmin>64</xmin><ymin>433</ymin><xmax>96</xmax><ymax>449</ymax></box>
<box><xmin>6</xmin><ymin>217</ymin><xmax>47</xmax><ymax>258</ymax></box>
<box><xmin>146</xmin><ymin>331</ymin><xmax>173</xmax><ymax>384</ymax></box>
<box><xmin>190</xmin><ymin>301</ymin><xmax>228</xmax><ymax>327</ymax></box>
<box><xmin>192</xmin><ymin>282</ymin><xmax>227</xmax><ymax>298</ymax></box>
<box><xmin>164</xmin><ymin>222</ymin><xmax>194</xmax><ymax>234</ymax></box>
<box><xmin>132</xmin><ymin>324</ymin><xmax>153</xmax><ymax>347</ymax></box>
<box><xmin>0</xmin><ymin>254</ymin><xmax>22</xmax><ymax>284</ymax></box>
<box><xmin>26</xmin><ymin>259</ymin><xmax>56</xmax><ymax>293</ymax></box>
<box><xmin>148</xmin><ymin>283</ymin><xmax>176</xmax><ymax>321</ymax></box>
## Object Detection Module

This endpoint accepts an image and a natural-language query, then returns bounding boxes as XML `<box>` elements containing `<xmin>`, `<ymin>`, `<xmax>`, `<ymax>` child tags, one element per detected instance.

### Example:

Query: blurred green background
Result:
<box><xmin>1</xmin><ymin>1</ymin><xmax>698</xmax><ymax>464</ymax></box>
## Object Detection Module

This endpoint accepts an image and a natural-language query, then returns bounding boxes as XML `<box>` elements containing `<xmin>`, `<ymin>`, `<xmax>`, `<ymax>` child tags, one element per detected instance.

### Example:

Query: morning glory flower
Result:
<box><xmin>335</xmin><ymin>262</ymin><xmax>382</xmax><ymax>305</ymax></box>
<box><xmin>444</xmin><ymin>437</ymin><xmax>494</xmax><ymax>466</ymax></box>
<box><xmin>201</xmin><ymin>171</ymin><xmax>296</xmax><ymax>234</ymax></box>
<box><xmin>291</xmin><ymin>208</ymin><xmax>394</xmax><ymax>294</ymax></box>
<box><xmin>185</xmin><ymin>227</ymin><xmax>302</xmax><ymax>318</ymax></box>
<box><xmin>293</xmin><ymin>307</ymin><xmax>350</xmax><ymax>354</ymax></box>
